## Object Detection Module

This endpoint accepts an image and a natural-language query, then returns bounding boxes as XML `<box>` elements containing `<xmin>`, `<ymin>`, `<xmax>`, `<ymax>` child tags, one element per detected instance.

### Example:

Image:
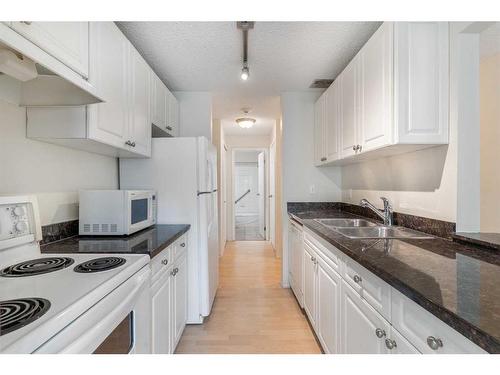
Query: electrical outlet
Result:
<box><xmin>309</xmin><ymin>185</ymin><xmax>316</xmax><ymax>194</ymax></box>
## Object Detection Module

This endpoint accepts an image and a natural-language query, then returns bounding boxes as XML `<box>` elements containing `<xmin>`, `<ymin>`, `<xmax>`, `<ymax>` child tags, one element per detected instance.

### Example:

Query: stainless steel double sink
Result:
<box><xmin>314</xmin><ymin>218</ymin><xmax>434</xmax><ymax>240</ymax></box>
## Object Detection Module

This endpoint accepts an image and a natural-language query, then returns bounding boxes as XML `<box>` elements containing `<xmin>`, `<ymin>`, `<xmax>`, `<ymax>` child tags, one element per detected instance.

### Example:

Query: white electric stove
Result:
<box><xmin>0</xmin><ymin>195</ymin><xmax>151</xmax><ymax>354</ymax></box>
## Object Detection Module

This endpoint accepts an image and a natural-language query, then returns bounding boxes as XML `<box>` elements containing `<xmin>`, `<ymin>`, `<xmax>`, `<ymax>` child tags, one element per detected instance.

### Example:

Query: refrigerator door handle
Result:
<box><xmin>197</xmin><ymin>191</ymin><xmax>212</xmax><ymax>196</ymax></box>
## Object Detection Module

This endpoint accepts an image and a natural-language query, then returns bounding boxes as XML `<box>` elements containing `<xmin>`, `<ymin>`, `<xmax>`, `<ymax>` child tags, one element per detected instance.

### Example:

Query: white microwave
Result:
<box><xmin>79</xmin><ymin>190</ymin><xmax>157</xmax><ymax>236</ymax></box>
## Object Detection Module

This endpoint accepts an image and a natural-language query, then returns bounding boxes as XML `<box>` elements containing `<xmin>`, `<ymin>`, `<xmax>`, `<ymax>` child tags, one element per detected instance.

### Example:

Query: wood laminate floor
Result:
<box><xmin>175</xmin><ymin>241</ymin><xmax>321</xmax><ymax>354</ymax></box>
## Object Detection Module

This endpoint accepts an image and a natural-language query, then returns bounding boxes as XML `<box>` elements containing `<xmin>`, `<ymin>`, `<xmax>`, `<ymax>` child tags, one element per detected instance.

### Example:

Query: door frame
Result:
<box><xmin>230</xmin><ymin>147</ymin><xmax>269</xmax><ymax>241</ymax></box>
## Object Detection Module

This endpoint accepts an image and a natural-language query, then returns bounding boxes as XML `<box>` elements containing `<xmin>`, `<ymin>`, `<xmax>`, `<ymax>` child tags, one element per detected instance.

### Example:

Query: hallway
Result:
<box><xmin>175</xmin><ymin>241</ymin><xmax>321</xmax><ymax>354</ymax></box>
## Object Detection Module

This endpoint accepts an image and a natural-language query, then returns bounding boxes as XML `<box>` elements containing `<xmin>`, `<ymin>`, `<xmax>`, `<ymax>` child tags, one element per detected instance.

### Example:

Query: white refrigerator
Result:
<box><xmin>119</xmin><ymin>136</ymin><xmax>219</xmax><ymax>324</ymax></box>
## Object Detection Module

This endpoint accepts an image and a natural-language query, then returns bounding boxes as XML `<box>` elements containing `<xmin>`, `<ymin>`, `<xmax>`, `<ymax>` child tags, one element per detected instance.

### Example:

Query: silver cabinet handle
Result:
<box><xmin>180</xmin><ymin>242</ymin><xmax>186</xmax><ymax>247</ymax></box>
<box><xmin>171</xmin><ymin>268</ymin><xmax>178</xmax><ymax>276</ymax></box>
<box><xmin>268</xmin><ymin>194</ymin><xmax>273</xmax><ymax>198</ymax></box>
<box><xmin>320</xmin><ymin>157</ymin><xmax>327</xmax><ymax>162</ymax></box>
<box><xmin>131</xmin><ymin>141</ymin><xmax>136</xmax><ymax>147</ymax></box>
<box><xmin>310</xmin><ymin>256</ymin><xmax>316</xmax><ymax>263</ymax></box>
<box><xmin>358</xmin><ymin>145</ymin><xmax>362</xmax><ymax>152</ymax></box>
<box><xmin>353</xmin><ymin>275</ymin><xmax>362</xmax><ymax>283</ymax></box>
<box><xmin>427</xmin><ymin>336</ymin><xmax>443</xmax><ymax>350</ymax></box>
<box><xmin>166</xmin><ymin>125</ymin><xmax>173</xmax><ymax>131</ymax></box>
<box><xmin>21</xmin><ymin>21</ymin><xmax>32</xmax><ymax>25</ymax></box>
<box><xmin>125</xmin><ymin>140</ymin><xmax>131</xmax><ymax>146</ymax></box>
<box><xmin>161</xmin><ymin>259</ymin><xmax>168</xmax><ymax>265</ymax></box>
<box><xmin>385</xmin><ymin>338</ymin><xmax>397</xmax><ymax>350</ymax></box>
<box><xmin>352</xmin><ymin>145</ymin><xmax>356</xmax><ymax>151</ymax></box>
<box><xmin>375</xmin><ymin>328</ymin><xmax>386</xmax><ymax>338</ymax></box>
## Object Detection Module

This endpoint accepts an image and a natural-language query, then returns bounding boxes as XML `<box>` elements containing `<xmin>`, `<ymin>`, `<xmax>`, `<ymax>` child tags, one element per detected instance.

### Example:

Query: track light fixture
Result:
<box><xmin>237</xmin><ymin>21</ymin><xmax>254</xmax><ymax>81</ymax></box>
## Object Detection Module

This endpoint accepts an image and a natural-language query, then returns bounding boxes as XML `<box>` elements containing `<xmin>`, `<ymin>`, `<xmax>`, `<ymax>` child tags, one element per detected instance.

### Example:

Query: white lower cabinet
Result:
<box><xmin>173</xmin><ymin>251</ymin><xmax>188</xmax><ymax>347</ymax></box>
<box><xmin>341</xmin><ymin>279</ymin><xmax>390</xmax><ymax>354</ymax></box>
<box><xmin>150</xmin><ymin>234</ymin><xmax>188</xmax><ymax>354</ymax></box>
<box><xmin>288</xmin><ymin>219</ymin><xmax>303</xmax><ymax>307</ymax></box>
<box><xmin>316</xmin><ymin>255</ymin><xmax>341</xmax><ymax>354</ymax></box>
<box><xmin>151</xmin><ymin>266</ymin><xmax>173</xmax><ymax>354</ymax></box>
<box><xmin>298</xmin><ymin>228</ymin><xmax>487</xmax><ymax>354</ymax></box>
<box><xmin>303</xmin><ymin>243</ymin><xmax>317</xmax><ymax>328</ymax></box>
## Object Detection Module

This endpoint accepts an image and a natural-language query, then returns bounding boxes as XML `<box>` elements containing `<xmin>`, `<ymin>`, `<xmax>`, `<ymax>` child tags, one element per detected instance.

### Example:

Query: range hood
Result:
<box><xmin>0</xmin><ymin>25</ymin><xmax>102</xmax><ymax>106</ymax></box>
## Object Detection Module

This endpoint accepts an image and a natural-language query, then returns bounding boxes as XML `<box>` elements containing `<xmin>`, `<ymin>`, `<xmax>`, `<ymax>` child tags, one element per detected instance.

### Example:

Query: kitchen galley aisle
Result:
<box><xmin>175</xmin><ymin>241</ymin><xmax>321</xmax><ymax>353</ymax></box>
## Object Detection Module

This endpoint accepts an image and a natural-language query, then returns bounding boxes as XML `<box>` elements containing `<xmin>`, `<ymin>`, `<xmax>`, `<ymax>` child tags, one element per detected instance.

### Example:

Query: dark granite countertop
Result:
<box><xmin>41</xmin><ymin>224</ymin><xmax>190</xmax><ymax>259</ymax></box>
<box><xmin>452</xmin><ymin>232</ymin><xmax>500</xmax><ymax>252</ymax></box>
<box><xmin>288</xmin><ymin>209</ymin><xmax>500</xmax><ymax>353</ymax></box>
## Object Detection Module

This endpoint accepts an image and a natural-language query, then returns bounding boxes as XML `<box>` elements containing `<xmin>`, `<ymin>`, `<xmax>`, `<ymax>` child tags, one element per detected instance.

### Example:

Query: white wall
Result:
<box><xmin>281</xmin><ymin>91</ymin><xmax>342</xmax><ymax>286</ymax></box>
<box><xmin>0</xmin><ymin>100</ymin><xmax>118</xmax><ymax>225</ymax></box>
<box><xmin>341</xmin><ymin>143</ymin><xmax>457</xmax><ymax>221</ymax></box>
<box><xmin>175</xmin><ymin>91</ymin><xmax>213</xmax><ymax>140</ymax></box>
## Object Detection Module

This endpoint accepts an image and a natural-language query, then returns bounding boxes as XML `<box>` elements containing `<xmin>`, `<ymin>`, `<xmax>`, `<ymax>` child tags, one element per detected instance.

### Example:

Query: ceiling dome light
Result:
<box><xmin>236</xmin><ymin>117</ymin><xmax>256</xmax><ymax>129</ymax></box>
<box><xmin>241</xmin><ymin>66</ymin><xmax>249</xmax><ymax>81</ymax></box>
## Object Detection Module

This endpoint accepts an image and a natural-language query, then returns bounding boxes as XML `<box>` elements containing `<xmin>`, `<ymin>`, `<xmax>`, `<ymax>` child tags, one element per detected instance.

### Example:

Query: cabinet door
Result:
<box><xmin>394</xmin><ymin>22</ymin><xmax>449</xmax><ymax>144</ymax></box>
<box><xmin>165</xmin><ymin>90</ymin><xmax>179</xmax><ymax>136</ymax></box>
<box><xmin>303</xmin><ymin>244</ymin><xmax>317</xmax><ymax>328</ymax></box>
<box><xmin>340</xmin><ymin>280</ymin><xmax>389</xmax><ymax>354</ymax></box>
<box><xmin>129</xmin><ymin>47</ymin><xmax>152</xmax><ymax>157</ymax></box>
<box><xmin>151</xmin><ymin>73</ymin><xmax>167</xmax><ymax>130</ymax></box>
<box><xmin>340</xmin><ymin>58</ymin><xmax>358</xmax><ymax>158</ymax></box>
<box><xmin>151</xmin><ymin>272</ymin><xmax>173</xmax><ymax>354</ymax></box>
<box><xmin>87</xmin><ymin>22</ymin><xmax>129</xmax><ymax>148</ymax></box>
<box><xmin>317</xmin><ymin>257</ymin><xmax>341</xmax><ymax>354</ymax></box>
<box><xmin>173</xmin><ymin>252</ymin><xmax>188</xmax><ymax>346</ymax></box>
<box><xmin>388</xmin><ymin>327</ymin><xmax>421</xmax><ymax>354</ymax></box>
<box><xmin>359</xmin><ymin>22</ymin><xmax>393</xmax><ymax>152</ymax></box>
<box><xmin>313</xmin><ymin>95</ymin><xmax>325</xmax><ymax>165</ymax></box>
<box><xmin>11</xmin><ymin>22</ymin><xmax>89</xmax><ymax>77</ymax></box>
<box><xmin>325</xmin><ymin>81</ymin><xmax>340</xmax><ymax>162</ymax></box>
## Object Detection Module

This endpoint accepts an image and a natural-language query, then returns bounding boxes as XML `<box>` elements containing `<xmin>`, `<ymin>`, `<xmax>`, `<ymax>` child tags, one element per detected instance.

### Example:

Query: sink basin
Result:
<box><xmin>314</xmin><ymin>218</ymin><xmax>377</xmax><ymax>228</ymax></box>
<box><xmin>332</xmin><ymin>226</ymin><xmax>434</xmax><ymax>240</ymax></box>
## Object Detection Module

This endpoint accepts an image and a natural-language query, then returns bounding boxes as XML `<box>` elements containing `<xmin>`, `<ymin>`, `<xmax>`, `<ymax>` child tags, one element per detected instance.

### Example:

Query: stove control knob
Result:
<box><xmin>13</xmin><ymin>206</ymin><xmax>26</xmax><ymax>217</ymax></box>
<box><xmin>15</xmin><ymin>221</ymin><xmax>28</xmax><ymax>232</ymax></box>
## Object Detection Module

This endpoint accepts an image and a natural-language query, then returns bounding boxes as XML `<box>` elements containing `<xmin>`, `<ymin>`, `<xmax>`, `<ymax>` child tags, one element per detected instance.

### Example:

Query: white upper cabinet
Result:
<box><xmin>129</xmin><ymin>47</ymin><xmax>152</xmax><ymax>157</ymax></box>
<box><xmin>358</xmin><ymin>22</ymin><xmax>393</xmax><ymax>152</ymax></box>
<box><xmin>166</xmin><ymin>90</ymin><xmax>180</xmax><ymax>137</ymax></box>
<box><xmin>87</xmin><ymin>22</ymin><xmax>129</xmax><ymax>149</ymax></box>
<box><xmin>325</xmin><ymin>81</ymin><xmax>340</xmax><ymax>162</ymax></box>
<box><xmin>315</xmin><ymin>22</ymin><xmax>449</xmax><ymax>166</ymax></box>
<box><xmin>313</xmin><ymin>81</ymin><xmax>340</xmax><ymax>166</ymax></box>
<box><xmin>313</xmin><ymin>94</ymin><xmax>325</xmax><ymax>164</ymax></box>
<box><xmin>151</xmin><ymin>72</ymin><xmax>167</xmax><ymax>130</ymax></box>
<box><xmin>340</xmin><ymin>58</ymin><xmax>358</xmax><ymax>159</ymax></box>
<box><xmin>26</xmin><ymin>22</ymin><xmax>152</xmax><ymax>158</ymax></box>
<box><xmin>395</xmin><ymin>22</ymin><xmax>449</xmax><ymax>144</ymax></box>
<box><xmin>10</xmin><ymin>22</ymin><xmax>89</xmax><ymax>78</ymax></box>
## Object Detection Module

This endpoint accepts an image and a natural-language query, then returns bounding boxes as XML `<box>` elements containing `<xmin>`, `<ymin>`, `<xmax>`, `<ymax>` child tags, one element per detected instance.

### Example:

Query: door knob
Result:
<box><xmin>353</xmin><ymin>275</ymin><xmax>362</xmax><ymax>283</ymax></box>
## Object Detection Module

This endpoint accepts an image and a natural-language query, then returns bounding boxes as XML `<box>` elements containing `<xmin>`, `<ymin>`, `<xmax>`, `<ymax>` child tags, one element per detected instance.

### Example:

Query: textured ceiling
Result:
<box><xmin>117</xmin><ymin>21</ymin><xmax>381</xmax><ymax>134</ymax></box>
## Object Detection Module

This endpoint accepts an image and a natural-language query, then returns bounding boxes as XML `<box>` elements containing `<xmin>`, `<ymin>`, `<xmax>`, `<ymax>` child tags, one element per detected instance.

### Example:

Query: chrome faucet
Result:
<box><xmin>360</xmin><ymin>197</ymin><xmax>393</xmax><ymax>226</ymax></box>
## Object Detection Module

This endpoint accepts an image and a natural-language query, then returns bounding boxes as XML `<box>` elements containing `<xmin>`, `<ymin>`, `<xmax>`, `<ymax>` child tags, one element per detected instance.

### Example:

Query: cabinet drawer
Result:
<box><xmin>343</xmin><ymin>257</ymin><xmax>391</xmax><ymax>321</ymax></box>
<box><xmin>173</xmin><ymin>234</ymin><xmax>187</xmax><ymax>260</ymax></box>
<box><xmin>304</xmin><ymin>231</ymin><xmax>342</xmax><ymax>274</ymax></box>
<box><xmin>151</xmin><ymin>246</ymin><xmax>173</xmax><ymax>282</ymax></box>
<box><xmin>391</xmin><ymin>288</ymin><xmax>486</xmax><ymax>354</ymax></box>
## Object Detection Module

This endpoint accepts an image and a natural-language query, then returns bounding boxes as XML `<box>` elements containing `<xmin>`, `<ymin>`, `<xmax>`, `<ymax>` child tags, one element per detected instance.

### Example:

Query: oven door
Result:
<box><xmin>34</xmin><ymin>266</ymin><xmax>151</xmax><ymax>354</ymax></box>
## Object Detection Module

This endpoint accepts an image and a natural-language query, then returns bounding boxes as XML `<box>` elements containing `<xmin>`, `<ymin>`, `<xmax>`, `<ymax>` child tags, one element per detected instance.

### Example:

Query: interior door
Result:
<box><xmin>257</xmin><ymin>152</ymin><xmax>266</xmax><ymax>239</ymax></box>
<box><xmin>269</xmin><ymin>141</ymin><xmax>276</xmax><ymax>248</ymax></box>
